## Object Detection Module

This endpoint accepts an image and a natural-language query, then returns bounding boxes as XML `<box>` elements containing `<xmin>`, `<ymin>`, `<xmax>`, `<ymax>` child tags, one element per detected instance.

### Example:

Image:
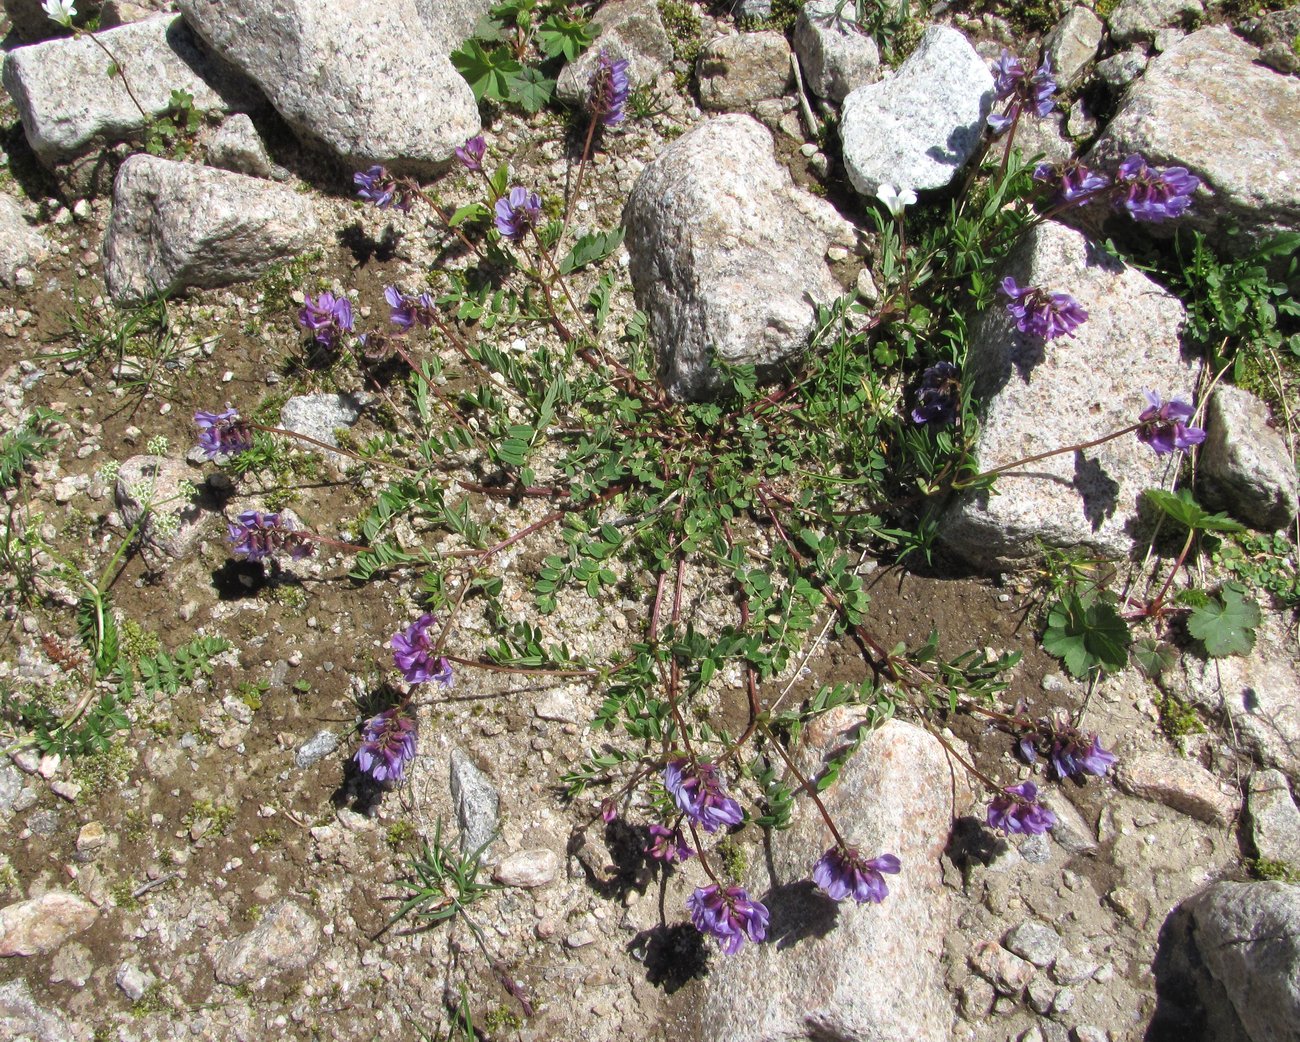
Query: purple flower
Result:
<box><xmin>686</xmin><ymin>884</ymin><xmax>769</xmax><ymax>955</ymax></box>
<box><xmin>353</xmin><ymin>165</ymin><xmax>410</xmax><ymax>211</ymax></box>
<box><xmin>494</xmin><ymin>186</ymin><xmax>542</xmax><ymax>242</ymax></box>
<box><xmin>646</xmin><ymin>824</ymin><xmax>695</xmax><ymax>863</ymax></box>
<box><xmin>1114</xmin><ymin>154</ymin><xmax>1200</xmax><ymax>223</ymax></box>
<box><xmin>391</xmin><ymin>613</ymin><xmax>454</xmax><ymax>686</ymax></box>
<box><xmin>1136</xmin><ymin>390</ymin><xmax>1207</xmax><ymax>455</ymax></box>
<box><xmin>999</xmin><ymin>277</ymin><xmax>1088</xmax><ymax>340</ymax></box>
<box><xmin>226</xmin><ymin>510</ymin><xmax>314</xmax><ymax>562</ymax></box>
<box><xmin>298</xmin><ymin>291</ymin><xmax>354</xmax><ymax>347</ymax></box>
<box><xmin>384</xmin><ymin>285</ymin><xmax>437</xmax><ymax>330</ymax></box>
<box><xmin>911</xmin><ymin>361</ymin><xmax>961</xmax><ymax>426</ymax></box>
<box><xmin>991</xmin><ymin>50</ymin><xmax>1026</xmax><ymax>100</ymax></box>
<box><xmin>355</xmin><ymin>706</ymin><xmax>418</xmax><ymax>783</ymax></box>
<box><xmin>812</xmin><ymin>846</ymin><xmax>901</xmax><ymax>904</ymax></box>
<box><xmin>663</xmin><ymin>759</ymin><xmax>744</xmax><ymax>833</ymax></box>
<box><xmin>987</xmin><ymin>781</ymin><xmax>1058</xmax><ymax>835</ymax></box>
<box><xmin>589</xmin><ymin>50</ymin><xmax>631</xmax><ymax>126</ymax></box>
<box><xmin>988</xmin><ymin>51</ymin><xmax>1056</xmax><ymax>133</ymax></box>
<box><xmin>1019</xmin><ymin>715</ymin><xmax>1117</xmax><ymax>779</ymax></box>
<box><xmin>455</xmin><ymin>134</ymin><xmax>486</xmax><ymax>172</ymax></box>
<box><xmin>1033</xmin><ymin>160</ymin><xmax>1111</xmax><ymax>207</ymax></box>
<box><xmin>194</xmin><ymin>407</ymin><xmax>253</xmax><ymax>459</ymax></box>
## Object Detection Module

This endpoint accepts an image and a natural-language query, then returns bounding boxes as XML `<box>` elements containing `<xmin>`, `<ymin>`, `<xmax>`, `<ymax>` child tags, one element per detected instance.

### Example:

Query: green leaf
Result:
<box><xmin>558</xmin><ymin>228</ymin><xmax>625</xmax><ymax>275</ymax></box>
<box><xmin>448</xmin><ymin>202</ymin><xmax>490</xmax><ymax>227</ymax></box>
<box><xmin>450</xmin><ymin>40</ymin><xmax>522</xmax><ymax>103</ymax></box>
<box><xmin>1041</xmin><ymin>592</ymin><xmax>1130</xmax><ymax>677</ymax></box>
<box><xmin>1187</xmin><ymin>582</ymin><xmax>1261</xmax><ymax>658</ymax></box>
<box><xmin>1130</xmin><ymin>637</ymin><xmax>1178</xmax><ymax>678</ymax></box>
<box><xmin>537</xmin><ymin>14</ymin><xmax>595</xmax><ymax>62</ymax></box>
<box><xmin>507</xmin><ymin>66</ymin><xmax>555</xmax><ymax>114</ymax></box>
<box><xmin>1144</xmin><ymin>488</ymin><xmax>1246</xmax><ymax>534</ymax></box>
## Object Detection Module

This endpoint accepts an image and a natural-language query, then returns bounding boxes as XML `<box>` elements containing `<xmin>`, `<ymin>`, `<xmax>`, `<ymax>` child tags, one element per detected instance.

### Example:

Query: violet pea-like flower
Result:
<box><xmin>384</xmin><ymin>285</ymin><xmax>436</xmax><ymax>330</ymax></box>
<box><xmin>355</xmin><ymin>705</ymin><xmax>418</xmax><ymax>784</ymax></box>
<box><xmin>646</xmin><ymin>824</ymin><xmax>695</xmax><ymax>863</ymax></box>
<box><xmin>298</xmin><ymin>291</ymin><xmax>354</xmax><ymax>347</ymax></box>
<box><xmin>455</xmin><ymin>134</ymin><xmax>486</xmax><ymax>173</ymax></box>
<box><xmin>1136</xmin><ymin>390</ymin><xmax>1207</xmax><ymax>455</ymax></box>
<box><xmin>227</xmin><ymin>510</ymin><xmax>314</xmax><ymax>563</ymax></box>
<box><xmin>589</xmin><ymin>50</ymin><xmax>631</xmax><ymax>126</ymax></box>
<box><xmin>353</xmin><ymin>165</ymin><xmax>410</xmax><ymax>211</ymax></box>
<box><xmin>1000</xmin><ymin>277</ymin><xmax>1088</xmax><ymax>341</ymax></box>
<box><xmin>663</xmin><ymin>759</ymin><xmax>744</xmax><ymax>833</ymax></box>
<box><xmin>1114</xmin><ymin>154</ymin><xmax>1200</xmax><ymax>223</ymax></box>
<box><xmin>687</xmin><ymin>884</ymin><xmax>769</xmax><ymax>955</ymax></box>
<box><xmin>391</xmin><ymin>613</ymin><xmax>454</xmax><ymax>687</ymax></box>
<box><xmin>987</xmin><ymin>781</ymin><xmax>1057</xmax><ymax>835</ymax></box>
<box><xmin>911</xmin><ymin>360</ymin><xmax>961</xmax><ymax>426</ymax></box>
<box><xmin>813</xmin><ymin>846</ymin><xmax>901</xmax><ymax>904</ymax></box>
<box><xmin>494</xmin><ymin>186</ymin><xmax>543</xmax><ymax>242</ymax></box>
<box><xmin>1033</xmin><ymin>161</ymin><xmax>1111</xmax><ymax>208</ymax></box>
<box><xmin>194</xmin><ymin>406</ymin><xmax>254</xmax><ymax>460</ymax></box>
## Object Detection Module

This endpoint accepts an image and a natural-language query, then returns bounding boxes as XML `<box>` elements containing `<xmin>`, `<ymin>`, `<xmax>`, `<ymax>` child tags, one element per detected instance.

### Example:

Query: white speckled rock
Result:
<box><xmin>840</xmin><ymin>25</ymin><xmax>992</xmax><ymax>196</ymax></box>
<box><xmin>792</xmin><ymin>0</ymin><xmax>881</xmax><ymax>103</ymax></box>
<box><xmin>623</xmin><ymin>115</ymin><xmax>854</xmax><ymax>400</ymax></box>
<box><xmin>696</xmin><ymin>31</ymin><xmax>793</xmax><ymax>112</ymax></box>
<box><xmin>212</xmin><ymin>900</ymin><xmax>320</xmax><ymax>987</ymax></box>
<box><xmin>0</xmin><ymin>891</ymin><xmax>98</xmax><ymax>957</ymax></box>
<box><xmin>1198</xmin><ymin>384</ymin><xmax>1299</xmax><ymax>532</ymax></box>
<box><xmin>0</xmin><ymin>195</ymin><xmax>49</xmax><ymax>289</ymax></box>
<box><xmin>555</xmin><ymin>0</ymin><xmax>675</xmax><ymax>105</ymax></box>
<box><xmin>493</xmin><ymin>849</ymin><xmax>560</xmax><ymax>888</ymax></box>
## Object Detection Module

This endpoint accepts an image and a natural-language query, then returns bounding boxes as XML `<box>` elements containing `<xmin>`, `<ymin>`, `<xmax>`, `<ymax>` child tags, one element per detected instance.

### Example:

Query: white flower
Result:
<box><xmin>42</xmin><ymin>0</ymin><xmax>77</xmax><ymax>27</ymax></box>
<box><xmin>876</xmin><ymin>184</ymin><xmax>917</xmax><ymax>219</ymax></box>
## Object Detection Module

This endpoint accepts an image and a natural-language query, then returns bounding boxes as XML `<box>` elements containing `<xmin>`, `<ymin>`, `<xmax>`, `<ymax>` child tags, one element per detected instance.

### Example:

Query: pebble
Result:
<box><xmin>76</xmin><ymin>821</ymin><xmax>108</xmax><ymax>855</ymax></box>
<box><xmin>37</xmin><ymin>754</ymin><xmax>61</xmax><ymax>779</ymax></box>
<box><xmin>969</xmin><ymin>939</ymin><xmax>1036</xmax><ymax>994</ymax></box>
<box><xmin>116</xmin><ymin>963</ymin><xmax>149</xmax><ymax>1001</ymax></box>
<box><xmin>565</xmin><ymin>930</ymin><xmax>596</xmax><ymax>949</ymax></box>
<box><xmin>50</xmin><ymin>780</ymin><xmax>82</xmax><ymax>802</ymax></box>
<box><xmin>0</xmin><ymin>891</ymin><xmax>99</xmax><ymax>956</ymax></box>
<box><xmin>492</xmin><ymin>849</ymin><xmax>559</xmax><ymax>889</ymax></box>
<box><xmin>294</xmin><ymin>730</ymin><xmax>340</xmax><ymax>769</ymax></box>
<box><xmin>1004</xmin><ymin>920</ymin><xmax>1061</xmax><ymax>967</ymax></box>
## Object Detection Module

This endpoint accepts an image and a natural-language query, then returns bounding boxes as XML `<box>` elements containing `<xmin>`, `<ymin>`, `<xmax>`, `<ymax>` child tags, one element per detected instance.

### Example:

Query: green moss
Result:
<box><xmin>386</xmin><ymin>820</ymin><xmax>418</xmax><ymax>848</ymax></box>
<box><xmin>256</xmin><ymin>250</ymin><xmax>324</xmax><ymax>315</ymax></box>
<box><xmin>183</xmin><ymin>798</ymin><xmax>236</xmax><ymax>838</ymax></box>
<box><xmin>484</xmin><ymin>1006</ymin><xmax>523</xmax><ymax>1032</ymax></box>
<box><xmin>124</xmin><ymin>808</ymin><xmax>150</xmax><ymax>841</ymax></box>
<box><xmin>131</xmin><ymin>984</ymin><xmax>171</xmax><ymax>1017</ymax></box>
<box><xmin>111</xmin><ymin>881</ymin><xmax>141</xmax><ymax>911</ymax></box>
<box><xmin>255</xmin><ymin>826</ymin><xmax>284</xmax><ymax>846</ymax></box>
<box><xmin>121</xmin><ymin>619</ymin><xmax>162</xmax><ymax>660</ymax></box>
<box><xmin>70</xmin><ymin>742</ymin><xmax>133</xmax><ymax>798</ymax></box>
<box><xmin>1157</xmin><ymin>693</ymin><xmax>1206</xmax><ymax>741</ymax></box>
<box><xmin>715</xmin><ymin>838</ymin><xmax>748</xmax><ymax>880</ymax></box>
<box><xmin>1248</xmin><ymin>857</ymin><xmax>1300</xmax><ymax>883</ymax></box>
<box><xmin>658</xmin><ymin>0</ymin><xmax>704</xmax><ymax>65</ymax></box>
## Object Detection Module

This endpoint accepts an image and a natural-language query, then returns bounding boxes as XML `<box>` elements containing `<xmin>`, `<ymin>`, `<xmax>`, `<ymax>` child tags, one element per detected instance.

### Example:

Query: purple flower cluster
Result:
<box><xmin>194</xmin><ymin>407</ymin><xmax>253</xmax><ymax>460</ymax></box>
<box><xmin>298</xmin><ymin>291</ymin><xmax>354</xmax><ymax>347</ymax></box>
<box><xmin>911</xmin><ymin>361</ymin><xmax>961</xmax><ymax>426</ymax></box>
<box><xmin>455</xmin><ymin>134</ymin><xmax>486</xmax><ymax>173</ymax></box>
<box><xmin>384</xmin><ymin>285</ymin><xmax>437</xmax><ymax>330</ymax></box>
<box><xmin>494</xmin><ymin>186</ymin><xmax>542</xmax><ymax>242</ymax></box>
<box><xmin>1018</xmin><ymin>716</ymin><xmax>1117</xmax><ymax>780</ymax></box>
<box><xmin>1136</xmin><ymin>390</ymin><xmax>1206</xmax><ymax>455</ymax></box>
<box><xmin>646</xmin><ymin>824</ymin><xmax>695</xmax><ymax>863</ymax></box>
<box><xmin>687</xmin><ymin>884</ymin><xmax>769</xmax><ymax>955</ymax></box>
<box><xmin>1114</xmin><ymin>154</ymin><xmax>1201</xmax><ymax>223</ymax></box>
<box><xmin>988</xmin><ymin>51</ymin><xmax>1056</xmax><ymax>134</ymax></box>
<box><xmin>355</xmin><ymin>706</ymin><xmax>418</xmax><ymax>783</ymax></box>
<box><xmin>987</xmin><ymin>781</ymin><xmax>1057</xmax><ymax>835</ymax></box>
<box><xmin>589</xmin><ymin>50</ymin><xmax>631</xmax><ymax>126</ymax></box>
<box><xmin>812</xmin><ymin>846</ymin><xmax>901</xmax><ymax>904</ymax></box>
<box><xmin>226</xmin><ymin>510</ymin><xmax>314</xmax><ymax>563</ymax></box>
<box><xmin>1000</xmin><ymin>277</ymin><xmax>1088</xmax><ymax>340</ymax></box>
<box><xmin>1033</xmin><ymin>160</ymin><xmax>1111</xmax><ymax>208</ymax></box>
<box><xmin>353</xmin><ymin>165</ymin><xmax>411</xmax><ymax>211</ymax></box>
<box><xmin>664</xmin><ymin>759</ymin><xmax>744</xmax><ymax>833</ymax></box>
<box><xmin>391</xmin><ymin>613</ymin><xmax>454</xmax><ymax>687</ymax></box>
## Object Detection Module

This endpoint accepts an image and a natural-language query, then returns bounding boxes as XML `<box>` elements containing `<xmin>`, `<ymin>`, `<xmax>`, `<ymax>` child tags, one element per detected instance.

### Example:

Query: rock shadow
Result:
<box><xmin>338</xmin><ymin>221</ymin><xmax>402</xmax><ymax>266</ymax></box>
<box><xmin>628</xmin><ymin>923</ymin><xmax>709</xmax><ymax>993</ymax></box>
<box><xmin>1073</xmin><ymin>450</ymin><xmax>1120</xmax><ymax>531</ymax></box>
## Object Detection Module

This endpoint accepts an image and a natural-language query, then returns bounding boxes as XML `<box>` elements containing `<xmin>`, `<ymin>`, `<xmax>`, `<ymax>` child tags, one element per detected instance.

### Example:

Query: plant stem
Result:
<box><xmin>955</xmin><ymin>423</ymin><xmax>1142</xmax><ymax>489</ymax></box>
<box><xmin>251</xmin><ymin>423</ymin><xmax>421</xmax><ymax>474</ymax></box>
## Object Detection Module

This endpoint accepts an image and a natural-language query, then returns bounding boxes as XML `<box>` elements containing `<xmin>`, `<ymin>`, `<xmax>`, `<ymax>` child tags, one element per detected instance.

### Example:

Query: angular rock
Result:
<box><xmin>1159</xmin><ymin>882</ymin><xmax>1300</xmax><ymax>1042</ymax></box>
<box><xmin>207</xmin><ymin>113</ymin><xmax>289</xmax><ymax>181</ymax></box>
<box><xmin>1115</xmin><ymin>752</ymin><xmax>1236</xmax><ymax>825</ymax></box>
<box><xmin>412</xmin><ymin>0</ymin><xmax>495</xmax><ymax>45</ymax></box>
<box><xmin>1247</xmin><ymin>769</ymin><xmax>1300</xmax><ymax>869</ymax></box>
<box><xmin>792</xmin><ymin>0</ymin><xmax>881</xmax><ymax>103</ymax></box>
<box><xmin>115</xmin><ymin>962</ymin><xmax>150</xmax><ymax>1001</ymax></box>
<box><xmin>114</xmin><ymin>453</ymin><xmax>208</xmax><ymax>561</ymax></box>
<box><xmin>2</xmin><ymin>15</ymin><xmax>251</xmax><ymax>176</ymax></box>
<box><xmin>1107</xmin><ymin>0</ymin><xmax>1204</xmax><ymax>46</ymax></box>
<box><xmin>623</xmin><ymin>114</ymin><xmax>853</xmax><ymax>400</ymax></box>
<box><xmin>1240</xmin><ymin>7</ymin><xmax>1300</xmax><ymax>76</ymax></box>
<box><xmin>1042</xmin><ymin>7</ymin><xmax>1104</xmax><ymax>88</ymax></box>
<box><xmin>555</xmin><ymin>0</ymin><xmax>675</xmax><ymax>105</ymax></box>
<box><xmin>1004</xmin><ymin>921</ymin><xmax>1062</xmax><ymax>968</ymax></box>
<box><xmin>212</xmin><ymin>900</ymin><xmax>319</xmax><ymax>986</ymax></box>
<box><xmin>101</xmin><ymin>1</ymin><xmax>170</xmax><ymax>28</ymax></box>
<box><xmin>697</xmin><ymin>722</ymin><xmax>954</xmax><ymax>1042</ymax></box>
<box><xmin>104</xmin><ymin>154</ymin><xmax>320</xmax><ymax>305</ymax></box>
<box><xmin>279</xmin><ymin>393</ymin><xmax>366</xmax><ymax>455</ymax></box>
<box><xmin>294</xmin><ymin>730</ymin><xmax>340</xmax><ymax>769</ymax></box>
<box><xmin>177</xmin><ymin>0</ymin><xmax>479</xmax><ymax>173</ymax></box>
<box><xmin>0</xmin><ymin>977</ymin><xmax>78</xmax><ymax>1041</ymax></box>
<box><xmin>971</xmin><ymin>939</ymin><xmax>1037</xmax><ymax>994</ymax></box>
<box><xmin>0</xmin><ymin>194</ymin><xmax>48</xmax><ymax>289</ymax></box>
<box><xmin>1095</xmin><ymin>48</ymin><xmax>1147</xmax><ymax>89</ymax></box>
<box><xmin>450</xmin><ymin>747</ymin><xmax>499</xmax><ymax>856</ymax></box>
<box><xmin>1198</xmin><ymin>385</ymin><xmax>1299</xmax><ymax>532</ymax></box>
<box><xmin>0</xmin><ymin>891</ymin><xmax>98</xmax><ymax>957</ymax></box>
<box><xmin>696</xmin><ymin>31</ymin><xmax>792</xmax><ymax>112</ymax></box>
<box><xmin>0</xmin><ymin>762</ymin><xmax>22</xmax><ymax>816</ymax></box>
<box><xmin>939</xmin><ymin>220</ymin><xmax>1196</xmax><ymax>571</ymax></box>
<box><xmin>492</xmin><ymin>848</ymin><xmax>559</xmax><ymax>888</ymax></box>
<box><xmin>840</xmin><ymin>25</ymin><xmax>992</xmax><ymax>196</ymax></box>
<box><xmin>1089</xmin><ymin>27</ymin><xmax>1300</xmax><ymax>250</ymax></box>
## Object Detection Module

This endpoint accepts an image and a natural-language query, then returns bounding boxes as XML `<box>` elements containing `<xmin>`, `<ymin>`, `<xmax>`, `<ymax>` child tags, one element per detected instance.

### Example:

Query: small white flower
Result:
<box><xmin>42</xmin><ymin>0</ymin><xmax>77</xmax><ymax>27</ymax></box>
<box><xmin>146</xmin><ymin>434</ymin><xmax>169</xmax><ymax>456</ymax></box>
<box><xmin>876</xmin><ymin>184</ymin><xmax>917</xmax><ymax>219</ymax></box>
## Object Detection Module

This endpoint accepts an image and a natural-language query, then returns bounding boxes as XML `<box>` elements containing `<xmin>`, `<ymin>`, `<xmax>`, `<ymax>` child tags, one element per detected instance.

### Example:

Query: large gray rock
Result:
<box><xmin>792</xmin><ymin>0</ymin><xmax>881</xmax><ymax>104</ymax></box>
<box><xmin>1163</xmin><ymin>882</ymin><xmax>1300</xmax><ymax>1042</ymax></box>
<box><xmin>623</xmin><ymin>114</ymin><xmax>854</xmax><ymax>400</ymax></box>
<box><xmin>940</xmin><ymin>220</ymin><xmax>1196</xmax><ymax>571</ymax></box>
<box><xmin>840</xmin><ymin>25</ymin><xmax>992</xmax><ymax>196</ymax></box>
<box><xmin>696</xmin><ymin>31</ymin><xmax>792</xmax><ymax>112</ymax></box>
<box><xmin>212</xmin><ymin>900</ymin><xmax>320</xmax><ymax>987</ymax></box>
<box><xmin>450</xmin><ymin>747</ymin><xmax>499</xmax><ymax>857</ymax></box>
<box><xmin>0</xmin><ymin>194</ymin><xmax>48</xmax><ymax>289</ymax></box>
<box><xmin>206</xmin><ymin>113</ymin><xmax>289</xmax><ymax>181</ymax></box>
<box><xmin>695</xmin><ymin>721</ymin><xmax>954</xmax><ymax>1042</ymax></box>
<box><xmin>1088</xmin><ymin>27</ymin><xmax>1300</xmax><ymax>250</ymax></box>
<box><xmin>1198</xmin><ymin>385</ymin><xmax>1299</xmax><ymax>532</ymax></box>
<box><xmin>1247</xmin><ymin>769</ymin><xmax>1300</xmax><ymax>869</ymax></box>
<box><xmin>1240</xmin><ymin>6</ymin><xmax>1300</xmax><ymax>75</ymax></box>
<box><xmin>555</xmin><ymin>0</ymin><xmax>674</xmax><ymax>105</ymax></box>
<box><xmin>178</xmin><ymin>0</ymin><xmax>479</xmax><ymax>173</ymax></box>
<box><xmin>103</xmin><ymin>154</ymin><xmax>320</xmax><ymax>304</ymax></box>
<box><xmin>412</xmin><ymin>0</ymin><xmax>493</xmax><ymax>45</ymax></box>
<box><xmin>0</xmin><ymin>978</ymin><xmax>78</xmax><ymax>1042</ymax></box>
<box><xmin>2</xmin><ymin>15</ymin><xmax>251</xmax><ymax>175</ymax></box>
<box><xmin>1042</xmin><ymin>6</ymin><xmax>1104</xmax><ymax>88</ymax></box>
<box><xmin>1107</xmin><ymin>0</ymin><xmax>1204</xmax><ymax>46</ymax></box>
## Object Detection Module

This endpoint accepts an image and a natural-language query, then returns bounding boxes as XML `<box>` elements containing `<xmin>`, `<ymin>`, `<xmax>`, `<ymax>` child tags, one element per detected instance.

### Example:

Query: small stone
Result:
<box><xmin>76</xmin><ymin>821</ymin><xmax>108</xmax><ymax>855</ymax></box>
<box><xmin>294</xmin><ymin>730</ymin><xmax>340</xmax><ymax>770</ymax></box>
<box><xmin>1095</xmin><ymin>49</ymin><xmax>1147</xmax><ymax>88</ymax></box>
<box><xmin>212</xmin><ymin>900</ymin><xmax>320</xmax><ymax>987</ymax></box>
<box><xmin>1043</xmin><ymin>7</ymin><xmax>1104</xmax><ymax>87</ymax></box>
<box><xmin>450</xmin><ymin>748</ymin><xmax>499</xmax><ymax>857</ymax></box>
<box><xmin>970</xmin><ymin>939</ymin><xmax>1036</xmax><ymax>994</ymax></box>
<box><xmin>566</xmin><ymin>930</ymin><xmax>597</xmax><ymax>948</ymax></box>
<box><xmin>1051</xmin><ymin>950</ymin><xmax>1098</xmax><ymax>985</ymax></box>
<box><xmin>1072</xmin><ymin>1027</ymin><xmax>1108</xmax><ymax>1042</ymax></box>
<box><xmin>48</xmin><ymin>940</ymin><xmax>93</xmax><ymax>986</ymax></box>
<box><xmin>856</xmin><ymin>267</ymin><xmax>879</xmax><ymax>303</ymax></box>
<box><xmin>1246</xmin><ymin>769</ymin><xmax>1300</xmax><ymax>868</ymax></box>
<box><xmin>792</xmin><ymin>0</ymin><xmax>881</xmax><ymax>102</ymax></box>
<box><xmin>0</xmin><ymin>891</ymin><xmax>99</xmax><ymax>956</ymax></box>
<box><xmin>1027</xmin><ymin>977</ymin><xmax>1058</xmax><ymax>1015</ymax></box>
<box><xmin>1106</xmin><ymin>886</ymin><xmax>1150</xmax><ymax>927</ymax></box>
<box><xmin>116</xmin><ymin>963</ymin><xmax>150</xmax><ymax>1001</ymax></box>
<box><xmin>37</xmin><ymin>754</ymin><xmax>60</xmax><ymax>779</ymax></box>
<box><xmin>1004</xmin><ymin>921</ymin><xmax>1061</xmax><ymax>968</ymax></box>
<box><xmin>50</xmin><ymin>780</ymin><xmax>82</xmax><ymax>802</ymax></box>
<box><xmin>696</xmin><ymin>31</ymin><xmax>792</xmax><ymax>112</ymax></box>
<box><xmin>1116</xmin><ymin>753</ymin><xmax>1236</xmax><ymax>825</ymax></box>
<box><xmin>959</xmin><ymin>977</ymin><xmax>995</xmax><ymax>1019</ymax></box>
<box><xmin>492</xmin><ymin>849</ymin><xmax>560</xmax><ymax>889</ymax></box>
<box><xmin>534</xmin><ymin>690</ymin><xmax>579</xmax><ymax>724</ymax></box>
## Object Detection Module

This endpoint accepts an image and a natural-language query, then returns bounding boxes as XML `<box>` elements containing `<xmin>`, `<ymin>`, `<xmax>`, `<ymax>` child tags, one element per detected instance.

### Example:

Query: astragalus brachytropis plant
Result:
<box><xmin>178</xmin><ymin>22</ymin><xmax>1270</xmax><ymax>985</ymax></box>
